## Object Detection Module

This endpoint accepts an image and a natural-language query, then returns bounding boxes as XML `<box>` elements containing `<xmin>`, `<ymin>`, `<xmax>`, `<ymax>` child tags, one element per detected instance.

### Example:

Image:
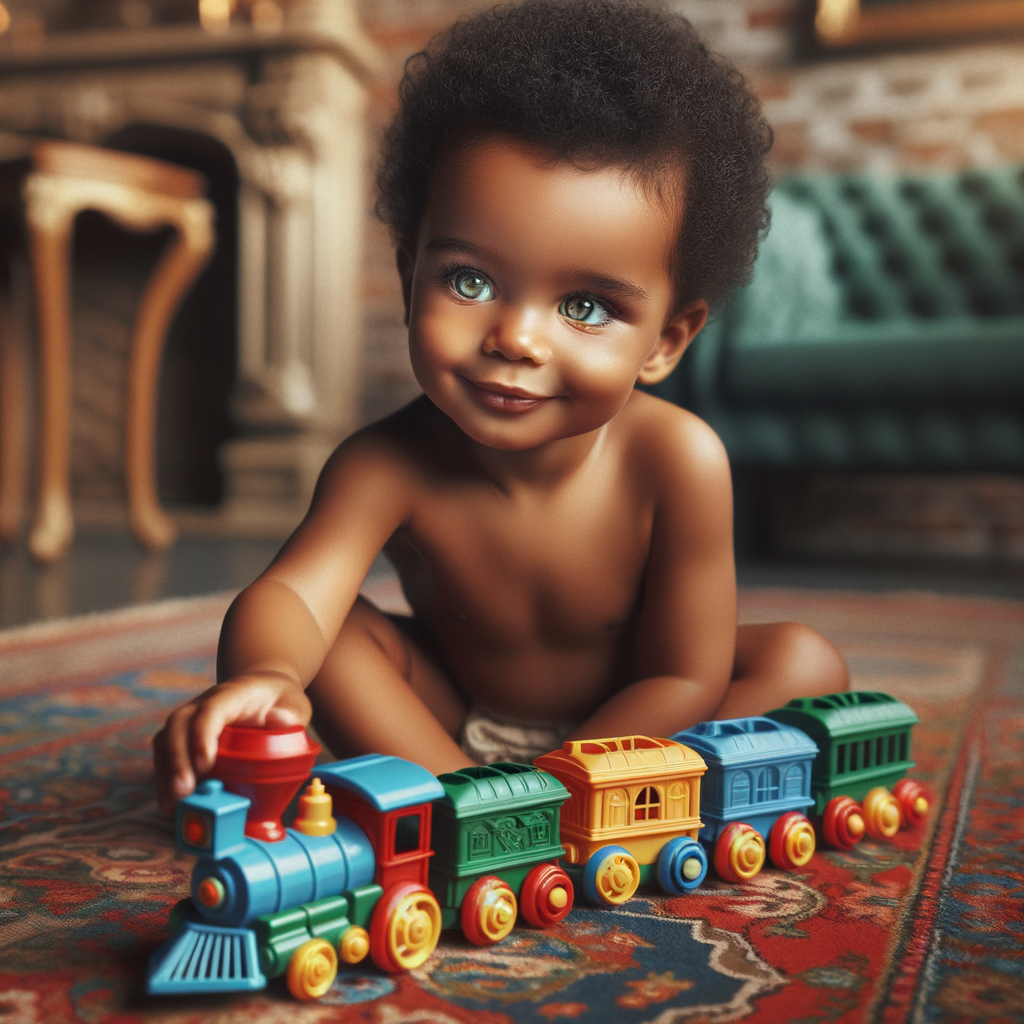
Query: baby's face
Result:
<box><xmin>403</xmin><ymin>137</ymin><xmax>688</xmax><ymax>451</ymax></box>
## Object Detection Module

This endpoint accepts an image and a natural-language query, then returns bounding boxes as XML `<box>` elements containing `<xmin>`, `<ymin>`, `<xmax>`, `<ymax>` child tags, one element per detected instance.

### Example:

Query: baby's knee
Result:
<box><xmin>775</xmin><ymin>621</ymin><xmax>849</xmax><ymax>696</ymax></box>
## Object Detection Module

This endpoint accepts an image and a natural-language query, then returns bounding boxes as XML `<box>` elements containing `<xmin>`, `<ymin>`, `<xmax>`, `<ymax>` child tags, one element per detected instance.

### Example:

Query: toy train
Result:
<box><xmin>147</xmin><ymin>725</ymin><xmax>574</xmax><ymax>1000</ymax></box>
<box><xmin>533</xmin><ymin>691</ymin><xmax>928</xmax><ymax>899</ymax></box>
<box><xmin>147</xmin><ymin>691</ymin><xmax>929</xmax><ymax>1000</ymax></box>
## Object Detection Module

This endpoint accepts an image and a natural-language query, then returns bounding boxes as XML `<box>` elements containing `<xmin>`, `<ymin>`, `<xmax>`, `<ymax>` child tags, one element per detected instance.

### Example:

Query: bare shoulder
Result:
<box><xmin>616</xmin><ymin>390</ymin><xmax>731</xmax><ymax>498</ymax></box>
<box><xmin>312</xmin><ymin>396</ymin><xmax>437</xmax><ymax>500</ymax></box>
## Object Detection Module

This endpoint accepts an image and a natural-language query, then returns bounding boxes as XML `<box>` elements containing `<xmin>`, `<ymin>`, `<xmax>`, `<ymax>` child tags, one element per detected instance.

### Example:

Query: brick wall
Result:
<box><xmin>355</xmin><ymin>0</ymin><xmax>1024</xmax><ymax>424</ymax></box>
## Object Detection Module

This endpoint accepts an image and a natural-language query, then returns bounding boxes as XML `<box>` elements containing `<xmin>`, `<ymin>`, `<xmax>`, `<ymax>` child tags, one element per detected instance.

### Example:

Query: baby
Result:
<box><xmin>155</xmin><ymin>0</ymin><xmax>848</xmax><ymax>815</ymax></box>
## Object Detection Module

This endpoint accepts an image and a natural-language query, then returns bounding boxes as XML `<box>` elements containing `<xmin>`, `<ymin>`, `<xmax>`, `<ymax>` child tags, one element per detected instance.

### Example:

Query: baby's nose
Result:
<box><xmin>481</xmin><ymin>308</ymin><xmax>552</xmax><ymax>364</ymax></box>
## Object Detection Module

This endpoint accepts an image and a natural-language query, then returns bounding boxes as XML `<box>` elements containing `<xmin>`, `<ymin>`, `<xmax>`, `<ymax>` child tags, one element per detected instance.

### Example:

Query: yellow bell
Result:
<box><xmin>293</xmin><ymin>778</ymin><xmax>336</xmax><ymax>836</ymax></box>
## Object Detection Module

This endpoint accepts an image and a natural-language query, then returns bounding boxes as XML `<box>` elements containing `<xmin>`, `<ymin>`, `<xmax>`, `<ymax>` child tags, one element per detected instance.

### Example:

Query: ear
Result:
<box><xmin>396</xmin><ymin>245</ymin><xmax>415</xmax><ymax>327</ymax></box>
<box><xmin>637</xmin><ymin>300</ymin><xmax>708</xmax><ymax>386</ymax></box>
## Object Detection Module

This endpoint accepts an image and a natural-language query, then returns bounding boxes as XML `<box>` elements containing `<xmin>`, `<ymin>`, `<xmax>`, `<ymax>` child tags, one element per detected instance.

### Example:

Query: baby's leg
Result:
<box><xmin>713</xmin><ymin>622</ymin><xmax>849</xmax><ymax>720</ymax></box>
<box><xmin>306</xmin><ymin>596</ymin><xmax>475</xmax><ymax>775</ymax></box>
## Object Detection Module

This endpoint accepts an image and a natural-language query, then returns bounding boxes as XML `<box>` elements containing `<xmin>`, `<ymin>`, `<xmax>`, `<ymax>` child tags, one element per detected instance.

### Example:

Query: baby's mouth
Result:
<box><xmin>463</xmin><ymin>377</ymin><xmax>552</xmax><ymax>411</ymax></box>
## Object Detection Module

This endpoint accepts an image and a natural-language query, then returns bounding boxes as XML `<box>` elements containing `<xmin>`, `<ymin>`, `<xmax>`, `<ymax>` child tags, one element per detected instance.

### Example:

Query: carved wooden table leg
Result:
<box><xmin>125</xmin><ymin>203</ymin><xmax>214</xmax><ymax>550</ymax></box>
<box><xmin>24</xmin><ymin>194</ymin><xmax>75</xmax><ymax>563</ymax></box>
<box><xmin>22</xmin><ymin>142</ymin><xmax>214</xmax><ymax>562</ymax></box>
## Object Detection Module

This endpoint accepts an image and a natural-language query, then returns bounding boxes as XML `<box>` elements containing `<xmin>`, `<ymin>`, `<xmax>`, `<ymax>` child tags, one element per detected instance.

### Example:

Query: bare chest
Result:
<box><xmin>388</xmin><ymin>477</ymin><xmax>652</xmax><ymax>647</ymax></box>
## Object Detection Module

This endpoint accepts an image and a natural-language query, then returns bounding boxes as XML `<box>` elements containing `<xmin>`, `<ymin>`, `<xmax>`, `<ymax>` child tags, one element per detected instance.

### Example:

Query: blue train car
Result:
<box><xmin>671</xmin><ymin>717</ymin><xmax>818</xmax><ymax>882</ymax></box>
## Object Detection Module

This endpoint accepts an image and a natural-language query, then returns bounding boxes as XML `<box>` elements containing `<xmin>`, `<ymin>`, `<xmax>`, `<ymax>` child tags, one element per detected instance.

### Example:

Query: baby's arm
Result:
<box><xmin>153</xmin><ymin>431</ymin><xmax>412</xmax><ymax>814</ymax></box>
<box><xmin>569</xmin><ymin>410</ymin><xmax>737</xmax><ymax>740</ymax></box>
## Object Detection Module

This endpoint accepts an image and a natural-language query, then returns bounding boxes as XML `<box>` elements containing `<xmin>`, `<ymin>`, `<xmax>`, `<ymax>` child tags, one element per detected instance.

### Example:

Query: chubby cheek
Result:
<box><xmin>561</xmin><ymin>336</ymin><xmax>646</xmax><ymax>413</ymax></box>
<box><xmin>408</xmin><ymin>304</ymin><xmax>471</xmax><ymax>386</ymax></box>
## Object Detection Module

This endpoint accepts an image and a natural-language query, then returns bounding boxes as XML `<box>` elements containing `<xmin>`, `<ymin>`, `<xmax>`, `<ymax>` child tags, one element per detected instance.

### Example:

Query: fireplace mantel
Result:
<box><xmin>0</xmin><ymin>2</ymin><xmax>382</xmax><ymax>536</ymax></box>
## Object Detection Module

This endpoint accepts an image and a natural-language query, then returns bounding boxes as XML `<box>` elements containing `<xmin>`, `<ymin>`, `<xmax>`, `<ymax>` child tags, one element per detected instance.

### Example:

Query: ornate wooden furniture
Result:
<box><xmin>10</xmin><ymin>141</ymin><xmax>214</xmax><ymax>562</ymax></box>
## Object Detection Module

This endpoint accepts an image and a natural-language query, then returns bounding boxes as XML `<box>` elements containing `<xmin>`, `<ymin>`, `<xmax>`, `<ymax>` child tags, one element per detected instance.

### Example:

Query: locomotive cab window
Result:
<box><xmin>634</xmin><ymin>787</ymin><xmax>661</xmax><ymax>821</ymax></box>
<box><xmin>394</xmin><ymin>813</ymin><xmax>422</xmax><ymax>855</ymax></box>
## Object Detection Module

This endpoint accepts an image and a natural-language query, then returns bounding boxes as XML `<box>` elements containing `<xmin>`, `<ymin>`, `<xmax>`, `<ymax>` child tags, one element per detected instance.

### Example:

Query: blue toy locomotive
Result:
<box><xmin>147</xmin><ymin>725</ymin><xmax>574</xmax><ymax>1001</ymax></box>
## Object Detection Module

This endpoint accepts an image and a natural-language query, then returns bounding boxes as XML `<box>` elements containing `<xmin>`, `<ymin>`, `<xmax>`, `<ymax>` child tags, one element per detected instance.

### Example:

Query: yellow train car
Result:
<box><xmin>534</xmin><ymin>736</ymin><xmax>709</xmax><ymax>906</ymax></box>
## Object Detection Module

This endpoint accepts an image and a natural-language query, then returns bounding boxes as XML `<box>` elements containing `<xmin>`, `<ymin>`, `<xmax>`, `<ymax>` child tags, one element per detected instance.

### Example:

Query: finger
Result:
<box><xmin>265</xmin><ymin>686</ymin><xmax>312</xmax><ymax>728</ymax></box>
<box><xmin>155</xmin><ymin>701</ymin><xmax>202</xmax><ymax>813</ymax></box>
<box><xmin>188</xmin><ymin>677</ymin><xmax>299</xmax><ymax>774</ymax></box>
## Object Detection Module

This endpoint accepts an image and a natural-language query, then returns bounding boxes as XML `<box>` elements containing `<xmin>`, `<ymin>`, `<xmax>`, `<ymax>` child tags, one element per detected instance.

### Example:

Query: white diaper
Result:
<box><xmin>459</xmin><ymin>705</ymin><xmax>577</xmax><ymax>765</ymax></box>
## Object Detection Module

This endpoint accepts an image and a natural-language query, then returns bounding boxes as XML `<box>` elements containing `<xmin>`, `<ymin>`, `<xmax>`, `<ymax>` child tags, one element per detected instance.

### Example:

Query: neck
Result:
<box><xmin>429</xmin><ymin>403</ymin><xmax>608</xmax><ymax>493</ymax></box>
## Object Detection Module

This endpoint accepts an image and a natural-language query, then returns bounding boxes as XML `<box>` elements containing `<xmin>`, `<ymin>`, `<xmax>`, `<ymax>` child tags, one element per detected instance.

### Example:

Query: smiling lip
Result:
<box><xmin>463</xmin><ymin>377</ymin><xmax>552</xmax><ymax>412</ymax></box>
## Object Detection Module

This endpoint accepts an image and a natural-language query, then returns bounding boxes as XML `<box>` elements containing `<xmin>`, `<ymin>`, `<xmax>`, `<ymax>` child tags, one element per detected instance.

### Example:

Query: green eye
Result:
<box><xmin>451</xmin><ymin>271</ymin><xmax>494</xmax><ymax>301</ymax></box>
<box><xmin>560</xmin><ymin>295</ymin><xmax>610</xmax><ymax>325</ymax></box>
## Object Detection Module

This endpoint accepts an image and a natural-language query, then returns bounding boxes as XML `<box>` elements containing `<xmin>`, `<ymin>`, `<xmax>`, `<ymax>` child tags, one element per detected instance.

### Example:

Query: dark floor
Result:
<box><xmin>0</xmin><ymin>527</ymin><xmax>1021</xmax><ymax>630</ymax></box>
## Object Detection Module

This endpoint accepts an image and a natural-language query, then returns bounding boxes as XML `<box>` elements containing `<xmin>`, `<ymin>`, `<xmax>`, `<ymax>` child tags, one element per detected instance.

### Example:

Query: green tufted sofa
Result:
<box><xmin>652</xmin><ymin>165</ymin><xmax>1024</xmax><ymax>471</ymax></box>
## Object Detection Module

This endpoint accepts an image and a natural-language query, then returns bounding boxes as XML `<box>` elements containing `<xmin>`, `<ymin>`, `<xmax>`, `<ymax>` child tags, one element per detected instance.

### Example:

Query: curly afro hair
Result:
<box><xmin>375</xmin><ymin>0</ymin><xmax>773</xmax><ymax>311</ymax></box>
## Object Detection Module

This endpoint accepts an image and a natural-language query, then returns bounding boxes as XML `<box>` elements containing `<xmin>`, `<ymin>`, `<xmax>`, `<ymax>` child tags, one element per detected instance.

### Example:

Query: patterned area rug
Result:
<box><xmin>1</xmin><ymin>585</ymin><xmax>1023</xmax><ymax>1023</ymax></box>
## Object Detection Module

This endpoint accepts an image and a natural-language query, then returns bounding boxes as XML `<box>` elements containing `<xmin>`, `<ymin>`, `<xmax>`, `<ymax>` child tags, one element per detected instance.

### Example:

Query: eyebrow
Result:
<box><xmin>424</xmin><ymin>236</ymin><xmax>650</xmax><ymax>301</ymax></box>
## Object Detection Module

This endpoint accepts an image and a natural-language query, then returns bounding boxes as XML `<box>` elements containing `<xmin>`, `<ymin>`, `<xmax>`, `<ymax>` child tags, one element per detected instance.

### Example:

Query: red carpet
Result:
<box><xmin>1</xmin><ymin>587</ymin><xmax>1022</xmax><ymax>1023</ymax></box>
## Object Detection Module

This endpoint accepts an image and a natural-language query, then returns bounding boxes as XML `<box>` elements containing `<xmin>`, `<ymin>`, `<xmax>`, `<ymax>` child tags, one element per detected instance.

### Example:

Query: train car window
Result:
<box><xmin>837</xmin><ymin>744</ymin><xmax>846</xmax><ymax>774</ymax></box>
<box><xmin>899</xmin><ymin>732</ymin><xmax>907</xmax><ymax>761</ymax></box>
<box><xmin>634</xmin><ymin>787</ymin><xmax>661</xmax><ymax>821</ymax></box>
<box><xmin>850</xmin><ymin>743</ymin><xmax>859</xmax><ymax>772</ymax></box>
<box><xmin>876</xmin><ymin>738</ymin><xmax>884</xmax><ymax>765</ymax></box>
<box><xmin>731</xmin><ymin>772</ymin><xmax>751</xmax><ymax>806</ymax></box>
<box><xmin>394</xmin><ymin>813</ymin><xmax>421</xmax><ymax>855</ymax></box>
<box><xmin>784</xmin><ymin>763</ymin><xmax>805</xmax><ymax>797</ymax></box>
<box><xmin>756</xmin><ymin>767</ymin><xmax>780</xmax><ymax>803</ymax></box>
<box><xmin>888</xmin><ymin>735</ymin><xmax>896</xmax><ymax>763</ymax></box>
<box><xmin>863</xmin><ymin>740</ymin><xmax>872</xmax><ymax>769</ymax></box>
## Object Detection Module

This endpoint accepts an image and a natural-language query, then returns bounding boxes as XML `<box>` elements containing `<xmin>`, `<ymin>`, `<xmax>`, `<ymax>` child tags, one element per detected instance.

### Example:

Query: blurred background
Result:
<box><xmin>0</xmin><ymin>0</ymin><xmax>1022</xmax><ymax>625</ymax></box>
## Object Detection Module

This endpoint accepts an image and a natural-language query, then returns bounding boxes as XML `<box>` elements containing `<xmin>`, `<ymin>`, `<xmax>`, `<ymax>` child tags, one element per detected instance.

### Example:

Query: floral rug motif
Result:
<box><xmin>1</xmin><ymin>588</ymin><xmax>1023</xmax><ymax>1023</ymax></box>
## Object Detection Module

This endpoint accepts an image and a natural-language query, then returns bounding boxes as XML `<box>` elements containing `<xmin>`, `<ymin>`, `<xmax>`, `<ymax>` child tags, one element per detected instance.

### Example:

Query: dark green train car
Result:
<box><xmin>767</xmin><ymin>692</ymin><xmax>929</xmax><ymax>849</ymax></box>
<box><xmin>429</xmin><ymin>762</ymin><xmax>575</xmax><ymax>944</ymax></box>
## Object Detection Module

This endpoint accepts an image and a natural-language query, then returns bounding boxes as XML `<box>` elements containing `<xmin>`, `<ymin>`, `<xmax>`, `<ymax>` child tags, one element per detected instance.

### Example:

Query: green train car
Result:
<box><xmin>429</xmin><ymin>762</ymin><xmax>575</xmax><ymax>944</ymax></box>
<box><xmin>767</xmin><ymin>691</ymin><xmax>931</xmax><ymax>850</ymax></box>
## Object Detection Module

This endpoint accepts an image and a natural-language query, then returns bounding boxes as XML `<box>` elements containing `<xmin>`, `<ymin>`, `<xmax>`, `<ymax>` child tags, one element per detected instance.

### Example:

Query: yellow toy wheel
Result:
<box><xmin>339</xmin><ymin>925</ymin><xmax>370</xmax><ymax>964</ymax></box>
<box><xmin>370</xmin><ymin>882</ymin><xmax>442</xmax><ymax>972</ymax></box>
<box><xmin>286</xmin><ymin>938</ymin><xmax>337</xmax><ymax>1001</ymax></box>
<box><xmin>583</xmin><ymin>845</ymin><xmax>641</xmax><ymax>906</ymax></box>
<box><xmin>462</xmin><ymin>876</ymin><xmax>518</xmax><ymax>945</ymax></box>
<box><xmin>863</xmin><ymin>787</ymin><xmax>901</xmax><ymax>840</ymax></box>
<box><xmin>714</xmin><ymin>823</ymin><xmax>766</xmax><ymax>882</ymax></box>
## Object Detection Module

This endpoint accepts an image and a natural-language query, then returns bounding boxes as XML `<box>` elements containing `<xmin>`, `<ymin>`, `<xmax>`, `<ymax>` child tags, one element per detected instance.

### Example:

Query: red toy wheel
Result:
<box><xmin>893</xmin><ymin>778</ymin><xmax>930</xmax><ymax>826</ymax></box>
<box><xmin>713</xmin><ymin>823</ymin><xmax>765</xmax><ymax>882</ymax></box>
<box><xmin>768</xmin><ymin>811</ymin><xmax>816</xmax><ymax>870</ymax></box>
<box><xmin>461</xmin><ymin>876</ymin><xmax>518</xmax><ymax>946</ymax></box>
<box><xmin>520</xmin><ymin>863</ymin><xmax>574</xmax><ymax>928</ymax></box>
<box><xmin>822</xmin><ymin>796</ymin><xmax>866</xmax><ymax>849</ymax></box>
<box><xmin>369</xmin><ymin>882</ymin><xmax>441</xmax><ymax>972</ymax></box>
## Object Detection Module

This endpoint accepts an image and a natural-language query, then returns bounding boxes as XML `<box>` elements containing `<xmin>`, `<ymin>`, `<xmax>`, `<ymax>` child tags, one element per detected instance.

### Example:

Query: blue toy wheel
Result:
<box><xmin>656</xmin><ymin>836</ymin><xmax>708</xmax><ymax>894</ymax></box>
<box><xmin>582</xmin><ymin>845</ymin><xmax>641</xmax><ymax>906</ymax></box>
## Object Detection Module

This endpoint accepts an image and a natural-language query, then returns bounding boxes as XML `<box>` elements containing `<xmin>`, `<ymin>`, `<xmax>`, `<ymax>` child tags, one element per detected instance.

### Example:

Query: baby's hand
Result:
<box><xmin>152</xmin><ymin>672</ymin><xmax>312</xmax><ymax>817</ymax></box>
